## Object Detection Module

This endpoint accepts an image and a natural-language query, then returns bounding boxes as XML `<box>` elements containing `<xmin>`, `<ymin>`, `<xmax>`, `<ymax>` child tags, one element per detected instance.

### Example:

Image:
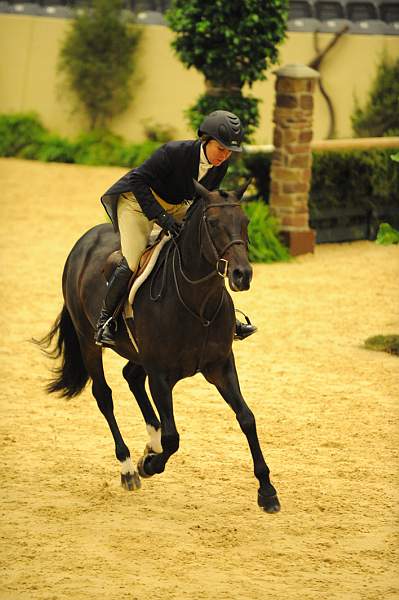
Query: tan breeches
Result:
<box><xmin>117</xmin><ymin>192</ymin><xmax>189</xmax><ymax>271</ymax></box>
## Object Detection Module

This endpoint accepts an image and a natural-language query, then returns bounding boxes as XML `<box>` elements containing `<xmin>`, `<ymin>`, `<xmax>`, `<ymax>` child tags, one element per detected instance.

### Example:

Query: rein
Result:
<box><xmin>150</xmin><ymin>199</ymin><xmax>246</xmax><ymax>327</ymax></box>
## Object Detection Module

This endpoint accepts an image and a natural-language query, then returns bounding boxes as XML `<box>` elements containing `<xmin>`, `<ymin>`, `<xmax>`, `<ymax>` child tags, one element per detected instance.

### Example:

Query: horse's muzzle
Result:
<box><xmin>229</xmin><ymin>265</ymin><xmax>252</xmax><ymax>291</ymax></box>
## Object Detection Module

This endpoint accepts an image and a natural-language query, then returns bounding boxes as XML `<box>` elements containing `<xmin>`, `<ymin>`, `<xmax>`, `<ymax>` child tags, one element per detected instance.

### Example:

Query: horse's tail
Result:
<box><xmin>33</xmin><ymin>304</ymin><xmax>90</xmax><ymax>398</ymax></box>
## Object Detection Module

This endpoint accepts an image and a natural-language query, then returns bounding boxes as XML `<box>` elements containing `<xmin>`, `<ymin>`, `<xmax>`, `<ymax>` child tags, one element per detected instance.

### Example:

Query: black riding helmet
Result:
<box><xmin>198</xmin><ymin>110</ymin><xmax>244</xmax><ymax>152</ymax></box>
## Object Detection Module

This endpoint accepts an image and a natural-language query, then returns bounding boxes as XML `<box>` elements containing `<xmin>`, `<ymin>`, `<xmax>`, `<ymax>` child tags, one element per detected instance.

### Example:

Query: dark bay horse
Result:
<box><xmin>37</xmin><ymin>180</ymin><xmax>280</xmax><ymax>513</ymax></box>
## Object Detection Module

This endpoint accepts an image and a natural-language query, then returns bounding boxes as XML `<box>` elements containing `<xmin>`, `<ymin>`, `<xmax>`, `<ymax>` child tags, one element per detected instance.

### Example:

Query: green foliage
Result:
<box><xmin>0</xmin><ymin>113</ymin><xmax>159</xmax><ymax>167</ymax></box>
<box><xmin>376</xmin><ymin>223</ymin><xmax>399</xmax><ymax>245</ymax></box>
<box><xmin>20</xmin><ymin>133</ymin><xmax>77</xmax><ymax>163</ymax></box>
<box><xmin>309</xmin><ymin>149</ymin><xmax>399</xmax><ymax>213</ymax></box>
<box><xmin>391</xmin><ymin>152</ymin><xmax>399</xmax><ymax>163</ymax></box>
<box><xmin>58</xmin><ymin>0</ymin><xmax>142</xmax><ymax>130</ymax></box>
<box><xmin>364</xmin><ymin>334</ymin><xmax>399</xmax><ymax>356</ymax></box>
<box><xmin>166</xmin><ymin>0</ymin><xmax>288</xmax><ymax>138</ymax></box>
<box><xmin>167</xmin><ymin>0</ymin><xmax>288</xmax><ymax>88</ymax></box>
<box><xmin>242</xmin><ymin>201</ymin><xmax>291</xmax><ymax>263</ymax></box>
<box><xmin>351</xmin><ymin>54</ymin><xmax>399</xmax><ymax>137</ymax></box>
<box><xmin>74</xmin><ymin>130</ymin><xmax>130</xmax><ymax>165</ymax></box>
<box><xmin>0</xmin><ymin>112</ymin><xmax>46</xmax><ymax>156</ymax></box>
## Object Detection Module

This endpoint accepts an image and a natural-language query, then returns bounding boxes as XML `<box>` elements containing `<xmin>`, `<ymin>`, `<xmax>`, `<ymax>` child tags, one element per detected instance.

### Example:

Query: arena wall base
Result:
<box><xmin>281</xmin><ymin>229</ymin><xmax>316</xmax><ymax>256</ymax></box>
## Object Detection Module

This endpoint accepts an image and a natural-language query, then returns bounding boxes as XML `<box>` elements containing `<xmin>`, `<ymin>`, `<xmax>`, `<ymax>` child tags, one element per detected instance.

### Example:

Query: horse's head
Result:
<box><xmin>193</xmin><ymin>179</ymin><xmax>253</xmax><ymax>292</ymax></box>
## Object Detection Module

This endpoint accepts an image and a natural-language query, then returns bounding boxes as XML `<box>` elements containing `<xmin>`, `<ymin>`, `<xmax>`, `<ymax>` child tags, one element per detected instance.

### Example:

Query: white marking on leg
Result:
<box><xmin>121</xmin><ymin>456</ymin><xmax>135</xmax><ymax>475</ymax></box>
<box><xmin>146</xmin><ymin>424</ymin><xmax>162</xmax><ymax>454</ymax></box>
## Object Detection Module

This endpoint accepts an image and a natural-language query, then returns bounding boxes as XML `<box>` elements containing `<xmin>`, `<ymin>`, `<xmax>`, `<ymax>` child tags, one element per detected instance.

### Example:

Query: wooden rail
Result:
<box><xmin>244</xmin><ymin>137</ymin><xmax>399</xmax><ymax>154</ymax></box>
<box><xmin>311</xmin><ymin>137</ymin><xmax>399</xmax><ymax>151</ymax></box>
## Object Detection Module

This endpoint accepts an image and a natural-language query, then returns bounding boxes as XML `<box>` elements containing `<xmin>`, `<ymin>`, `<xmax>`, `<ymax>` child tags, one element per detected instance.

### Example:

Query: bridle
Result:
<box><xmin>201</xmin><ymin>202</ymin><xmax>247</xmax><ymax>277</ymax></box>
<box><xmin>150</xmin><ymin>197</ymin><xmax>247</xmax><ymax>327</ymax></box>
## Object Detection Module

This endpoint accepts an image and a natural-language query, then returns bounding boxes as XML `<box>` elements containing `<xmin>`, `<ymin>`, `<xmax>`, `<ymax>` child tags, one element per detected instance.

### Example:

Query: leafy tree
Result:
<box><xmin>352</xmin><ymin>54</ymin><xmax>399</xmax><ymax>137</ymax></box>
<box><xmin>59</xmin><ymin>0</ymin><xmax>142</xmax><ymax>130</ymax></box>
<box><xmin>166</xmin><ymin>0</ymin><xmax>288</xmax><ymax>141</ymax></box>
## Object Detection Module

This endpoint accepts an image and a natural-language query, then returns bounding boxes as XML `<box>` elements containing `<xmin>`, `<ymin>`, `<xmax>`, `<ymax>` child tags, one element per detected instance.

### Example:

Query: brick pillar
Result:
<box><xmin>270</xmin><ymin>64</ymin><xmax>319</xmax><ymax>256</ymax></box>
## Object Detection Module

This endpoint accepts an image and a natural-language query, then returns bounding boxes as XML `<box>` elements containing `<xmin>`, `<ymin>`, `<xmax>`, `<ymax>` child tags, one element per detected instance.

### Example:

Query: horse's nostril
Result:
<box><xmin>232</xmin><ymin>267</ymin><xmax>251</xmax><ymax>290</ymax></box>
<box><xmin>233</xmin><ymin>269</ymin><xmax>244</xmax><ymax>284</ymax></box>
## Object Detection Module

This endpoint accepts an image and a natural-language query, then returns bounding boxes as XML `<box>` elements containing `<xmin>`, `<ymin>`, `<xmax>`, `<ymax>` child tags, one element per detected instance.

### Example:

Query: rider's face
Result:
<box><xmin>205</xmin><ymin>140</ymin><xmax>232</xmax><ymax>167</ymax></box>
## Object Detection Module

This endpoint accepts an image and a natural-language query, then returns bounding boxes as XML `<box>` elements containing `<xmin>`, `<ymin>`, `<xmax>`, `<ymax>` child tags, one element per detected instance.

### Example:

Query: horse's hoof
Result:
<box><xmin>137</xmin><ymin>453</ymin><xmax>156</xmax><ymax>478</ymax></box>
<box><xmin>121</xmin><ymin>470</ymin><xmax>141</xmax><ymax>491</ymax></box>
<box><xmin>258</xmin><ymin>490</ymin><xmax>281</xmax><ymax>513</ymax></box>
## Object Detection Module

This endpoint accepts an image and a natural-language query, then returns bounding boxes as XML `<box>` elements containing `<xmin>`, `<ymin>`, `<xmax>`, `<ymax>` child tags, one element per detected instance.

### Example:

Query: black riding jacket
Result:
<box><xmin>101</xmin><ymin>139</ymin><xmax>229</xmax><ymax>231</ymax></box>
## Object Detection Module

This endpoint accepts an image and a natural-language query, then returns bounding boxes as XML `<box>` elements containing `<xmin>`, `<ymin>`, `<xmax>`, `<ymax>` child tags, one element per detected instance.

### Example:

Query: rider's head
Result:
<box><xmin>198</xmin><ymin>110</ymin><xmax>244</xmax><ymax>167</ymax></box>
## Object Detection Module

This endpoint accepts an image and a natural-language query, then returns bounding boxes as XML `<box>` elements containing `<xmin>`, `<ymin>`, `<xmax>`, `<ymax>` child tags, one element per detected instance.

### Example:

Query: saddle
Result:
<box><xmin>102</xmin><ymin>233</ymin><xmax>170</xmax><ymax>322</ymax></box>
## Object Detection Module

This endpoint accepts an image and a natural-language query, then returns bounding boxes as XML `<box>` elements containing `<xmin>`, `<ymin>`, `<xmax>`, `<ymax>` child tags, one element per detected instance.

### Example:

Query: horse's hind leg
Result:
<box><xmin>80</xmin><ymin>341</ymin><xmax>141</xmax><ymax>491</ymax></box>
<box><xmin>122</xmin><ymin>362</ymin><xmax>162</xmax><ymax>459</ymax></box>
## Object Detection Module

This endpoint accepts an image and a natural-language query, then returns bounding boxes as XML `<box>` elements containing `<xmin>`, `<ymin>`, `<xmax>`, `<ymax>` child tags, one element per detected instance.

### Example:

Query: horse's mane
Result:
<box><xmin>184</xmin><ymin>188</ymin><xmax>230</xmax><ymax>224</ymax></box>
<box><xmin>184</xmin><ymin>195</ymin><xmax>203</xmax><ymax>223</ymax></box>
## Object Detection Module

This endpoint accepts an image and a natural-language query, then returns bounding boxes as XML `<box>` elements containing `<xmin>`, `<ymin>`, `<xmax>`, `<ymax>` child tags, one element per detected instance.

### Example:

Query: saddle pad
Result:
<box><xmin>124</xmin><ymin>234</ymin><xmax>170</xmax><ymax>320</ymax></box>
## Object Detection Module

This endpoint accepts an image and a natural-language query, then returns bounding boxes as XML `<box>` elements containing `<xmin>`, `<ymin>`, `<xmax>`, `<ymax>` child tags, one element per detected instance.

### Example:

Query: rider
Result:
<box><xmin>95</xmin><ymin>109</ymin><xmax>257</xmax><ymax>347</ymax></box>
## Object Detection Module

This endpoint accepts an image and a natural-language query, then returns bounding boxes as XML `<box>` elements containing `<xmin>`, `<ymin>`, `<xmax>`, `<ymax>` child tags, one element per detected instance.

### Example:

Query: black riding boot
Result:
<box><xmin>235</xmin><ymin>318</ymin><xmax>257</xmax><ymax>340</ymax></box>
<box><xmin>94</xmin><ymin>257</ymin><xmax>133</xmax><ymax>347</ymax></box>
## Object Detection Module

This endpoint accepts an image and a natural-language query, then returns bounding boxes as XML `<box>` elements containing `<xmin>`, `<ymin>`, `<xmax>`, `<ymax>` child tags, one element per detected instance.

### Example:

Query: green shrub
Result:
<box><xmin>309</xmin><ymin>149</ymin><xmax>399</xmax><ymax>213</ymax></box>
<box><xmin>74</xmin><ymin>131</ymin><xmax>161</xmax><ymax>167</ymax></box>
<box><xmin>352</xmin><ymin>54</ymin><xmax>399</xmax><ymax>137</ymax></box>
<box><xmin>0</xmin><ymin>113</ymin><xmax>162</xmax><ymax>168</ymax></box>
<box><xmin>74</xmin><ymin>130</ymin><xmax>131</xmax><ymax>166</ymax></box>
<box><xmin>376</xmin><ymin>223</ymin><xmax>399</xmax><ymax>245</ymax></box>
<box><xmin>58</xmin><ymin>0</ymin><xmax>142</xmax><ymax>130</ymax></box>
<box><xmin>20</xmin><ymin>133</ymin><xmax>76</xmax><ymax>163</ymax></box>
<box><xmin>167</xmin><ymin>0</ymin><xmax>288</xmax><ymax>139</ymax></box>
<box><xmin>364</xmin><ymin>334</ymin><xmax>399</xmax><ymax>356</ymax></box>
<box><xmin>242</xmin><ymin>200</ymin><xmax>291</xmax><ymax>263</ymax></box>
<box><xmin>0</xmin><ymin>113</ymin><xmax>46</xmax><ymax>157</ymax></box>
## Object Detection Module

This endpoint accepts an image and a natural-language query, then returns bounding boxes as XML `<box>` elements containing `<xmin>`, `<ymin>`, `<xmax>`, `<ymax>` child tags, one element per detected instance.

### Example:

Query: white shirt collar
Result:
<box><xmin>198</xmin><ymin>143</ymin><xmax>213</xmax><ymax>181</ymax></box>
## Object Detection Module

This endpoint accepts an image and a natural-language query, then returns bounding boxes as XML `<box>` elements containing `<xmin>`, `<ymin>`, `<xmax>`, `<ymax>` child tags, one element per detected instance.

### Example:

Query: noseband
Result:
<box><xmin>201</xmin><ymin>202</ymin><xmax>246</xmax><ymax>278</ymax></box>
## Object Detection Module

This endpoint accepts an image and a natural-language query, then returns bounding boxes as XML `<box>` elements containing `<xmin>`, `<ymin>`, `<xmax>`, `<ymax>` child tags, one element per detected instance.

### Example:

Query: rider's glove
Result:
<box><xmin>156</xmin><ymin>212</ymin><xmax>182</xmax><ymax>238</ymax></box>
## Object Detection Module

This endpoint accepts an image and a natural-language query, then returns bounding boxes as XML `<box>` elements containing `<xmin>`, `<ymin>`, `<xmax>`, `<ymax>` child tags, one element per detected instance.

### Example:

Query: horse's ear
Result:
<box><xmin>193</xmin><ymin>179</ymin><xmax>211</xmax><ymax>201</ymax></box>
<box><xmin>235</xmin><ymin>178</ymin><xmax>252</xmax><ymax>200</ymax></box>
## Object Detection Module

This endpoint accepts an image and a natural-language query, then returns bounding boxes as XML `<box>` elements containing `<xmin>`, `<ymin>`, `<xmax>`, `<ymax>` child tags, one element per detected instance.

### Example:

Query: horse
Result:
<box><xmin>36</xmin><ymin>179</ymin><xmax>280</xmax><ymax>513</ymax></box>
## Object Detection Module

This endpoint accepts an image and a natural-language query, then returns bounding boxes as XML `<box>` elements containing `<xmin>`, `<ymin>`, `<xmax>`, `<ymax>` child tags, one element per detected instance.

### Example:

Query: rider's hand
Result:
<box><xmin>156</xmin><ymin>212</ymin><xmax>182</xmax><ymax>238</ymax></box>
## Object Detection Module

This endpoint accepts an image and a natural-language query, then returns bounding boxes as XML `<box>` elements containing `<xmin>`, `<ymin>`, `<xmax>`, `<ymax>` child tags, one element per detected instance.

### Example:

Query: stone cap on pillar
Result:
<box><xmin>274</xmin><ymin>64</ymin><xmax>320</xmax><ymax>80</ymax></box>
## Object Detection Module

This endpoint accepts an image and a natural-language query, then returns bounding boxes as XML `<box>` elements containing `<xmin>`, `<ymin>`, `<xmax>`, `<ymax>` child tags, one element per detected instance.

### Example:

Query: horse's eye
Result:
<box><xmin>206</xmin><ymin>216</ymin><xmax>218</xmax><ymax>228</ymax></box>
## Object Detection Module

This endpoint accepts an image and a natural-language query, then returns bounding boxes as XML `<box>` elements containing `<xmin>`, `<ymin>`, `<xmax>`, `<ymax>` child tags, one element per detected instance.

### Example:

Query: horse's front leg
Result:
<box><xmin>203</xmin><ymin>353</ymin><xmax>280</xmax><ymax>513</ymax></box>
<box><xmin>136</xmin><ymin>372</ymin><xmax>179</xmax><ymax>478</ymax></box>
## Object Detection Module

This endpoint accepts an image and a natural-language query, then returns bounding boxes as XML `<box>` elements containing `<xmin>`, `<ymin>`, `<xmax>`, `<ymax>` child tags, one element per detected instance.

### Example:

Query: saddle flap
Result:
<box><xmin>103</xmin><ymin>232</ymin><xmax>167</xmax><ymax>289</ymax></box>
